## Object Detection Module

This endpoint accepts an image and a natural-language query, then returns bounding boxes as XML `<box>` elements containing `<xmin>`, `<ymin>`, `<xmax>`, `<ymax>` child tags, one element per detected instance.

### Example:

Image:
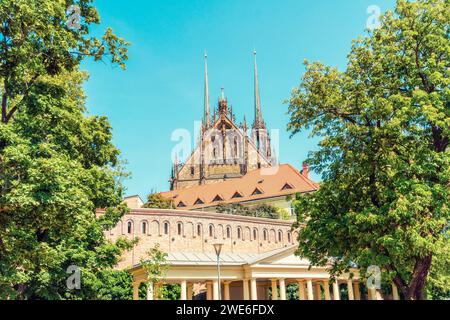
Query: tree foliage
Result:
<box><xmin>288</xmin><ymin>0</ymin><xmax>449</xmax><ymax>300</ymax></box>
<box><xmin>215</xmin><ymin>203</ymin><xmax>284</xmax><ymax>219</ymax></box>
<box><xmin>143</xmin><ymin>193</ymin><xmax>174</xmax><ymax>209</ymax></box>
<box><xmin>0</xmin><ymin>0</ymin><xmax>129</xmax><ymax>125</ymax></box>
<box><xmin>0</xmin><ymin>0</ymin><xmax>131</xmax><ymax>299</ymax></box>
<box><xmin>140</xmin><ymin>244</ymin><xmax>169</xmax><ymax>300</ymax></box>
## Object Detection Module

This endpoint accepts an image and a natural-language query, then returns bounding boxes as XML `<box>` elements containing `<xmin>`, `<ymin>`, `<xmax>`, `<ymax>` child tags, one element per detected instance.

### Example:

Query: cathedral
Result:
<box><xmin>170</xmin><ymin>52</ymin><xmax>276</xmax><ymax>190</ymax></box>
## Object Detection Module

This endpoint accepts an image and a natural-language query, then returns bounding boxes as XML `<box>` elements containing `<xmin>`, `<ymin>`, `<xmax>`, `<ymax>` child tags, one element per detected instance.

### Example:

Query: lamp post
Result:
<box><xmin>213</xmin><ymin>243</ymin><xmax>223</xmax><ymax>300</ymax></box>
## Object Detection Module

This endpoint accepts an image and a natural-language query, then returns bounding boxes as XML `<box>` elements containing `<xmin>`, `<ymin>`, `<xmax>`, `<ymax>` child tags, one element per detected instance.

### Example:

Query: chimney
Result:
<box><xmin>301</xmin><ymin>162</ymin><xmax>309</xmax><ymax>179</ymax></box>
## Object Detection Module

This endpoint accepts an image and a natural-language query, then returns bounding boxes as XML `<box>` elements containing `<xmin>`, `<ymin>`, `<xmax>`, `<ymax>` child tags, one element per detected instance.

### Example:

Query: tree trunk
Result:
<box><xmin>394</xmin><ymin>254</ymin><xmax>432</xmax><ymax>300</ymax></box>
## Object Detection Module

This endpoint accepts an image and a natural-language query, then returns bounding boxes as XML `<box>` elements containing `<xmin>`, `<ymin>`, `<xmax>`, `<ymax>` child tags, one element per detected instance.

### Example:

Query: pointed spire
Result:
<box><xmin>253</xmin><ymin>50</ymin><xmax>264</xmax><ymax>128</ymax></box>
<box><xmin>203</xmin><ymin>52</ymin><xmax>211</xmax><ymax>128</ymax></box>
<box><xmin>218</xmin><ymin>87</ymin><xmax>228</xmax><ymax>115</ymax></box>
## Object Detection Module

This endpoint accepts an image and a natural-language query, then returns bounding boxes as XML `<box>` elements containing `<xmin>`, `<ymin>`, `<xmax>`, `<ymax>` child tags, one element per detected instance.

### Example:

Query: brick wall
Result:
<box><xmin>104</xmin><ymin>208</ymin><xmax>298</xmax><ymax>269</ymax></box>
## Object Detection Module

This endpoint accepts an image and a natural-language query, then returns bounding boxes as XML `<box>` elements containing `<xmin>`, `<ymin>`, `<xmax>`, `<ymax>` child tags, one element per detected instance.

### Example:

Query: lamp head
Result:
<box><xmin>213</xmin><ymin>243</ymin><xmax>223</xmax><ymax>256</ymax></box>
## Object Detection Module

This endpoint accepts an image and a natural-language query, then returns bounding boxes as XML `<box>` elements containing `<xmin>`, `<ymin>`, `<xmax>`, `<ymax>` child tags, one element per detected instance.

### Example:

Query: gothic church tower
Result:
<box><xmin>170</xmin><ymin>52</ymin><xmax>274</xmax><ymax>190</ymax></box>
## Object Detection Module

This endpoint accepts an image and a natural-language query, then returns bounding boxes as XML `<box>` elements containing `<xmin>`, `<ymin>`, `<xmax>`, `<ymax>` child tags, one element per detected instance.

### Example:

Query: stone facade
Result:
<box><xmin>104</xmin><ymin>208</ymin><xmax>297</xmax><ymax>269</ymax></box>
<box><xmin>170</xmin><ymin>53</ymin><xmax>274</xmax><ymax>190</ymax></box>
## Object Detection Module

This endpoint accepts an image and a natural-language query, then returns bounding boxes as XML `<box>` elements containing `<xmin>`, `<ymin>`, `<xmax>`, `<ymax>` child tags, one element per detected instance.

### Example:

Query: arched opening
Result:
<box><xmin>209</xmin><ymin>225</ymin><xmax>214</xmax><ymax>237</ymax></box>
<box><xmin>177</xmin><ymin>222</ymin><xmax>182</xmax><ymax>236</ymax></box>
<box><xmin>237</xmin><ymin>227</ymin><xmax>242</xmax><ymax>239</ymax></box>
<box><xmin>142</xmin><ymin>221</ymin><xmax>147</xmax><ymax>234</ymax></box>
<box><xmin>197</xmin><ymin>224</ymin><xmax>202</xmax><ymax>236</ymax></box>
<box><xmin>127</xmin><ymin>221</ymin><xmax>133</xmax><ymax>234</ymax></box>
<box><xmin>226</xmin><ymin>226</ymin><xmax>231</xmax><ymax>238</ymax></box>
<box><xmin>164</xmin><ymin>222</ymin><xmax>169</xmax><ymax>235</ymax></box>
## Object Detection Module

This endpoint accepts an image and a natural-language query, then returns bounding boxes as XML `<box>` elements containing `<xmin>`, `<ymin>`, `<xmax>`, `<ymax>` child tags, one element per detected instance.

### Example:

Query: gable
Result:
<box><xmin>247</xmin><ymin>245</ymin><xmax>311</xmax><ymax>266</ymax></box>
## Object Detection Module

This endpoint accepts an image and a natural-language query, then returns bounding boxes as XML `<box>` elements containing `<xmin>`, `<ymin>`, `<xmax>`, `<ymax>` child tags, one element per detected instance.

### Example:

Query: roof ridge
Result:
<box><xmin>285</xmin><ymin>163</ymin><xmax>318</xmax><ymax>190</ymax></box>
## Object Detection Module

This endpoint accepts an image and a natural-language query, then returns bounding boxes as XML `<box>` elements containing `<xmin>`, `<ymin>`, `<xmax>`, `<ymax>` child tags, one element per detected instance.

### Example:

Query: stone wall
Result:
<box><xmin>104</xmin><ymin>208</ymin><xmax>297</xmax><ymax>269</ymax></box>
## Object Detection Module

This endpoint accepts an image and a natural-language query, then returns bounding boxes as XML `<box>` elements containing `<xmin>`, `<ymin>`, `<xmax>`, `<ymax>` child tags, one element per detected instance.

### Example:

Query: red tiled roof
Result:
<box><xmin>160</xmin><ymin>164</ymin><xmax>318</xmax><ymax>209</ymax></box>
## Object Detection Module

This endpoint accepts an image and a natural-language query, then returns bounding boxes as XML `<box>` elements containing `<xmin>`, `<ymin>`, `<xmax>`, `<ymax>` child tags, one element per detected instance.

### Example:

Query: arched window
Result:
<box><xmin>226</xmin><ymin>226</ymin><xmax>231</xmax><ymax>238</ymax></box>
<box><xmin>209</xmin><ymin>225</ymin><xmax>214</xmax><ymax>237</ymax></box>
<box><xmin>197</xmin><ymin>224</ymin><xmax>202</xmax><ymax>236</ymax></box>
<box><xmin>127</xmin><ymin>221</ymin><xmax>133</xmax><ymax>234</ymax></box>
<box><xmin>253</xmin><ymin>228</ymin><xmax>257</xmax><ymax>240</ymax></box>
<box><xmin>237</xmin><ymin>227</ymin><xmax>242</xmax><ymax>239</ymax></box>
<box><xmin>177</xmin><ymin>223</ymin><xmax>182</xmax><ymax>236</ymax></box>
<box><xmin>163</xmin><ymin>222</ymin><xmax>169</xmax><ymax>235</ymax></box>
<box><xmin>263</xmin><ymin>229</ymin><xmax>268</xmax><ymax>241</ymax></box>
<box><xmin>142</xmin><ymin>221</ymin><xmax>147</xmax><ymax>234</ymax></box>
<box><xmin>233</xmin><ymin>138</ymin><xmax>238</xmax><ymax>157</ymax></box>
<box><xmin>278</xmin><ymin>230</ymin><xmax>282</xmax><ymax>242</ymax></box>
<box><xmin>288</xmin><ymin>232</ymin><xmax>291</xmax><ymax>243</ymax></box>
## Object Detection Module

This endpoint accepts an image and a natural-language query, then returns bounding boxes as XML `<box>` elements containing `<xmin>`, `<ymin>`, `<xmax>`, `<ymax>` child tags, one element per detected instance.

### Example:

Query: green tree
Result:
<box><xmin>0</xmin><ymin>0</ymin><xmax>129</xmax><ymax>125</ymax></box>
<box><xmin>94</xmin><ymin>270</ymin><xmax>133</xmax><ymax>300</ymax></box>
<box><xmin>215</xmin><ymin>203</ymin><xmax>282</xmax><ymax>219</ymax></box>
<box><xmin>426</xmin><ymin>238</ymin><xmax>450</xmax><ymax>299</ymax></box>
<box><xmin>287</xmin><ymin>0</ymin><xmax>448</xmax><ymax>300</ymax></box>
<box><xmin>0</xmin><ymin>0</ymin><xmax>131</xmax><ymax>299</ymax></box>
<box><xmin>143</xmin><ymin>193</ymin><xmax>174</xmax><ymax>209</ymax></box>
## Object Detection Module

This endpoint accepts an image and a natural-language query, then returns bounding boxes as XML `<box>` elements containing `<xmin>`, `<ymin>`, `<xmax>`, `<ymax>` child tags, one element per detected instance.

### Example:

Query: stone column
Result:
<box><xmin>224</xmin><ymin>282</ymin><xmax>230</xmax><ymax>300</ymax></box>
<box><xmin>133</xmin><ymin>281</ymin><xmax>140</xmax><ymax>301</ymax></box>
<box><xmin>187</xmin><ymin>283</ymin><xmax>193</xmax><ymax>300</ymax></box>
<box><xmin>270</xmin><ymin>279</ymin><xmax>278</xmax><ymax>300</ymax></box>
<box><xmin>180</xmin><ymin>280</ymin><xmax>187</xmax><ymax>300</ymax></box>
<box><xmin>368</xmin><ymin>288</ymin><xmax>376</xmax><ymax>300</ymax></box>
<box><xmin>243</xmin><ymin>279</ymin><xmax>250</xmax><ymax>300</ymax></box>
<box><xmin>250</xmin><ymin>278</ymin><xmax>258</xmax><ymax>300</ymax></box>
<box><xmin>306</xmin><ymin>279</ymin><xmax>314</xmax><ymax>300</ymax></box>
<box><xmin>333</xmin><ymin>282</ymin><xmax>340</xmax><ymax>300</ymax></box>
<box><xmin>354</xmin><ymin>282</ymin><xmax>361</xmax><ymax>300</ymax></box>
<box><xmin>206</xmin><ymin>282</ymin><xmax>212</xmax><ymax>300</ymax></box>
<box><xmin>323</xmin><ymin>280</ymin><xmax>331</xmax><ymax>300</ymax></box>
<box><xmin>154</xmin><ymin>283</ymin><xmax>161</xmax><ymax>300</ymax></box>
<box><xmin>347</xmin><ymin>280</ymin><xmax>354</xmax><ymax>300</ymax></box>
<box><xmin>392</xmin><ymin>284</ymin><xmax>399</xmax><ymax>300</ymax></box>
<box><xmin>315</xmin><ymin>282</ymin><xmax>322</xmax><ymax>300</ymax></box>
<box><xmin>146</xmin><ymin>282</ymin><xmax>154</xmax><ymax>300</ymax></box>
<box><xmin>374</xmin><ymin>289</ymin><xmax>383</xmax><ymax>300</ymax></box>
<box><xmin>213</xmin><ymin>280</ymin><xmax>219</xmax><ymax>300</ymax></box>
<box><xmin>297</xmin><ymin>281</ymin><xmax>306</xmax><ymax>300</ymax></box>
<box><xmin>279</xmin><ymin>279</ymin><xmax>286</xmax><ymax>300</ymax></box>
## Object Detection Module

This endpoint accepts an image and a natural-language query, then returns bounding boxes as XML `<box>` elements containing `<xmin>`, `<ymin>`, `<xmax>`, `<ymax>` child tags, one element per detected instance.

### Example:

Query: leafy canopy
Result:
<box><xmin>288</xmin><ymin>0</ymin><xmax>449</xmax><ymax>300</ymax></box>
<box><xmin>0</xmin><ymin>0</ymin><xmax>131</xmax><ymax>299</ymax></box>
<box><xmin>143</xmin><ymin>193</ymin><xmax>175</xmax><ymax>209</ymax></box>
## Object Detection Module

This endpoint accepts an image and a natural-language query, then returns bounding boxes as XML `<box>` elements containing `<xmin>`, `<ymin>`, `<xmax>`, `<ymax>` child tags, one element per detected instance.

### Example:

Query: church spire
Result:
<box><xmin>253</xmin><ymin>50</ymin><xmax>264</xmax><ymax>129</ymax></box>
<box><xmin>203</xmin><ymin>52</ymin><xmax>211</xmax><ymax>128</ymax></box>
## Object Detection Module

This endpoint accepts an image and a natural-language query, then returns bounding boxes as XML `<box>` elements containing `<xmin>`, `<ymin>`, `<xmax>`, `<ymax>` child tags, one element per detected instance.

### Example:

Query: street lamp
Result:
<box><xmin>213</xmin><ymin>243</ymin><xmax>223</xmax><ymax>300</ymax></box>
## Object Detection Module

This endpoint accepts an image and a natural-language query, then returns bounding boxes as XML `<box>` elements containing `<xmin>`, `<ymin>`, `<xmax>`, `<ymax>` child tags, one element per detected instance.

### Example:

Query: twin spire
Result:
<box><xmin>253</xmin><ymin>50</ymin><xmax>264</xmax><ymax>129</ymax></box>
<box><xmin>203</xmin><ymin>52</ymin><xmax>211</xmax><ymax>128</ymax></box>
<box><xmin>202</xmin><ymin>51</ymin><xmax>265</xmax><ymax>129</ymax></box>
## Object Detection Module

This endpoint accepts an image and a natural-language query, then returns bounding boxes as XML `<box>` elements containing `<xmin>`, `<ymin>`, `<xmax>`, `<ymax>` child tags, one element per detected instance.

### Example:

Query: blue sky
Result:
<box><xmin>83</xmin><ymin>0</ymin><xmax>396</xmax><ymax>199</ymax></box>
